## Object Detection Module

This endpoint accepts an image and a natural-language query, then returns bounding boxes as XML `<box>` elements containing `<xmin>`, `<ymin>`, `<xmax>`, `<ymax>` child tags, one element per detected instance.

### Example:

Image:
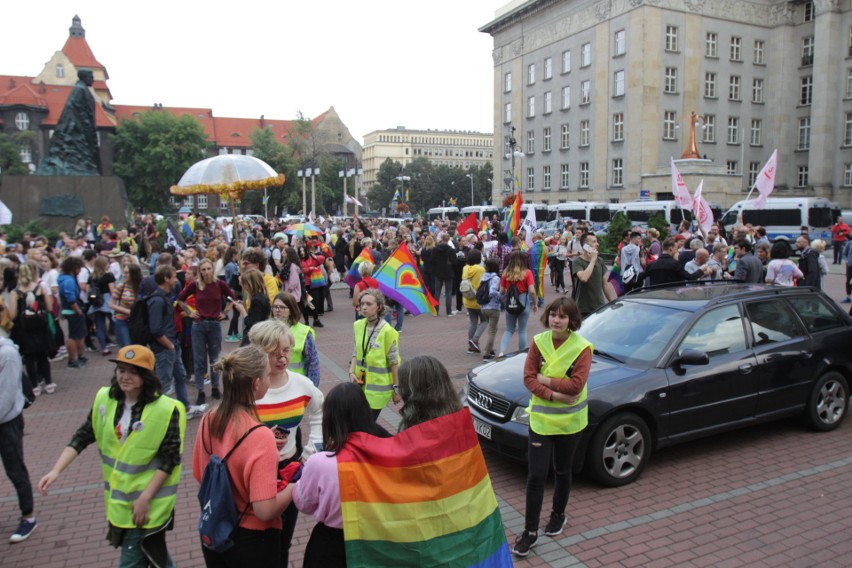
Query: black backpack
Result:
<box><xmin>87</xmin><ymin>274</ymin><xmax>104</xmax><ymax>308</ymax></box>
<box><xmin>129</xmin><ymin>290</ymin><xmax>165</xmax><ymax>345</ymax></box>
<box><xmin>505</xmin><ymin>281</ymin><xmax>527</xmax><ymax>315</ymax></box>
<box><xmin>475</xmin><ymin>277</ymin><xmax>492</xmax><ymax>306</ymax></box>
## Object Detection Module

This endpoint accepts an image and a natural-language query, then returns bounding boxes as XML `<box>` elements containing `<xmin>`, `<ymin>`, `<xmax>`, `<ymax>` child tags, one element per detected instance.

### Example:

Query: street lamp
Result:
<box><xmin>465</xmin><ymin>173</ymin><xmax>474</xmax><ymax>206</ymax></box>
<box><xmin>394</xmin><ymin>174</ymin><xmax>411</xmax><ymax>208</ymax></box>
<box><xmin>296</xmin><ymin>169</ymin><xmax>307</xmax><ymax>218</ymax></box>
<box><xmin>296</xmin><ymin>167</ymin><xmax>320</xmax><ymax>220</ymax></box>
<box><xmin>504</xmin><ymin>126</ymin><xmax>524</xmax><ymax>194</ymax></box>
<box><xmin>339</xmin><ymin>167</ymin><xmax>356</xmax><ymax>216</ymax></box>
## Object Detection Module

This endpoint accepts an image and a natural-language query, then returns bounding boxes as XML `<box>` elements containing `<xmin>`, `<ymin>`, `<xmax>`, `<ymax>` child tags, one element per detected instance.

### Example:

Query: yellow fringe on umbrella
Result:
<box><xmin>169</xmin><ymin>173</ymin><xmax>285</xmax><ymax>199</ymax></box>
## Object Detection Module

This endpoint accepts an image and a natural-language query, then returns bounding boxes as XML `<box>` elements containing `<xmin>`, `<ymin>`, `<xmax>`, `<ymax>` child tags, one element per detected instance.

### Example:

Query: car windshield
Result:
<box><xmin>581</xmin><ymin>300</ymin><xmax>691</xmax><ymax>365</ymax></box>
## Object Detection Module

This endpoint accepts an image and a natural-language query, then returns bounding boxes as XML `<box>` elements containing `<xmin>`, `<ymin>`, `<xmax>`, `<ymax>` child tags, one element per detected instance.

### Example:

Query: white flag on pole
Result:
<box><xmin>752</xmin><ymin>149</ymin><xmax>778</xmax><ymax>210</ymax></box>
<box><xmin>521</xmin><ymin>206</ymin><xmax>537</xmax><ymax>248</ymax></box>
<box><xmin>692</xmin><ymin>180</ymin><xmax>714</xmax><ymax>234</ymax></box>
<box><xmin>0</xmin><ymin>200</ymin><xmax>12</xmax><ymax>225</ymax></box>
<box><xmin>671</xmin><ymin>157</ymin><xmax>693</xmax><ymax>211</ymax></box>
<box><xmin>345</xmin><ymin>194</ymin><xmax>364</xmax><ymax>207</ymax></box>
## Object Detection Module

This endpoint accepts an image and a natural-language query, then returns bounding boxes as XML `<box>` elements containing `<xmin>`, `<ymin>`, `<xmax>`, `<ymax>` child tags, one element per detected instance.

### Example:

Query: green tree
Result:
<box><xmin>112</xmin><ymin>111</ymin><xmax>211</xmax><ymax>212</ymax></box>
<box><xmin>245</xmin><ymin>127</ymin><xmax>296</xmax><ymax>216</ymax></box>
<box><xmin>601</xmin><ymin>212</ymin><xmax>631</xmax><ymax>255</ymax></box>
<box><xmin>648</xmin><ymin>213</ymin><xmax>670</xmax><ymax>241</ymax></box>
<box><xmin>0</xmin><ymin>134</ymin><xmax>29</xmax><ymax>175</ymax></box>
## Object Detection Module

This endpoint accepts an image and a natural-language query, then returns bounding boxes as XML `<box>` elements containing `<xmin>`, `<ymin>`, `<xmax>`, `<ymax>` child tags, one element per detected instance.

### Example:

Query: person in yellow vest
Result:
<box><xmin>37</xmin><ymin>345</ymin><xmax>186</xmax><ymax>568</ymax></box>
<box><xmin>348</xmin><ymin>288</ymin><xmax>401</xmax><ymax>422</ymax></box>
<box><xmin>272</xmin><ymin>291</ymin><xmax>319</xmax><ymax>386</ymax></box>
<box><xmin>512</xmin><ymin>297</ymin><xmax>592</xmax><ymax>557</ymax></box>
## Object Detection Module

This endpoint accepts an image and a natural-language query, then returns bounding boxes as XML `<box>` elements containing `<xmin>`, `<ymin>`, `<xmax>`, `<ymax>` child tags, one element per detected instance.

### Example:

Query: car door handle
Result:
<box><xmin>739</xmin><ymin>363</ymin><xmax>754</xmax><ymax>374</ymax></box>
<box><xmin>799</xmin><ymin>350</ymin><xmax>813</xmax><ymax>359</ymax></box>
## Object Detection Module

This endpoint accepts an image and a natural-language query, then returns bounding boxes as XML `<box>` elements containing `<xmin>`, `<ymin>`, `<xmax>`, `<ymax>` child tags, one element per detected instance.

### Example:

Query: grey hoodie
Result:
<box><xmin>0</xmin><ymin>337</ymin><xmax>24</xmax><ymax>424</ymax></box>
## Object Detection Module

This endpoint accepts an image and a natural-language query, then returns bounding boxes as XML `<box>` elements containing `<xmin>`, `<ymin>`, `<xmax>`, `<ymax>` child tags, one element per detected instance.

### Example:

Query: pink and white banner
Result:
<box><xmin>671</xmin><ymin>157</ymin><xmax>692</xmax><ymax>211</ymax></box>
<box><xmin>752</xmin><ymin>149</ymin><xmax>778</xmax><ymax>210</ymax></box>
<box><xmin>692</xmin><ymin>180</ymin><xmax>714</xmax><ymax>234</ymax></box>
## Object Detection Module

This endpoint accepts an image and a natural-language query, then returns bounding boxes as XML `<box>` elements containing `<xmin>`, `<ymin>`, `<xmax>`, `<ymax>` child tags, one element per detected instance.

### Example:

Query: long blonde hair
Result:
<box><xmin>208</xmin><ymin>345</ymin><xmax>269</xmax><ymax>439</ymax></box>
<box><xmin>196</xmin><ymin>258</ymin><xmax>215</xmax><ymax>290</ymax></box>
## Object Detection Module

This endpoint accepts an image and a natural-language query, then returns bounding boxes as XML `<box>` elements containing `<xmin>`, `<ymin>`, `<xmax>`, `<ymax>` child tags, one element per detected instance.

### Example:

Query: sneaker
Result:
<box><xmin>77</xmin><ymin>356</ymin><xmax>89</xmax><ymax>365</ymax></box>
<box><xmin>32</xmin><ymin>384</ymin><xmax>42</xmax><ymax>397</ymax></box>
<box><xmin>196</xmin><ymin>392</ymin><xmax>206</xmax><ymax>406</ymax></box>
<box><xmin>468</xmin><ymin>339</ymin><xmax>481</xmax><ymax>353</ymax></box>
<box><xmin>9</xmin><ymin>518</ymin><xmax>37</xmax><ymax>543</ymax></box>
<box><xmin>67</xmin><ymin>359</ymin><xmax>84</xmax><ymax>369</ymax></box>
<box><xmin>543</xmin><ymin>512</ymin><xmax>567</xmax><ymax>536</ymax></box>
<box><xmin>51</xmin><ymin>352</ymin><xmax>68</xmax><ymax>362</ymax></box>
<box><xmin>164</xmin><ymin>386</ymin><xmax>176</xmax><ymax>396</ymax></box>
<box><xmin>448</xmin><ymin>312</ymin><xmax>456</xmax><ymax>317</ymax></box>
<box><xmin>105</xmin><ymin>342</ymin><xmax>118</xmax><ymax>348</ymax></box>
<box><xmin>841</xmin><ymin>297</ymin><xmax>851</xmax><ymax>304</ymax></box>
<box><xmin>512</xmin><ymin>530</ymin><xmax>538</xmax><ymax>557</ymax></box>
<box><xmin>44</xmin><ymin>383</ymin><xmax>56</xmax><ymax>395</ymax></box>
<box><xmin>466</xmin><ymin>349</ymin><xmax>478</xmax><ymax>354</ymax></box>
<box><xmin>313</xmin><ymin>320</ymin><xmax>324</xmax><ymax>328</ymax></box>
<box><xmin>101</xmin><ymin>349</ymin><xmax>111</xmax><ymax>356</ymax></box>
<box><xmin>85</xmin><ymin>346</ymin><xmax>96</xmax><ymax>352</ymax></box>
<box><xmin>483</xmin><ymin>354</ymin><xmax>495</xmax><ymax>362</ymax></box>
<box><xmin>224</xmin><ymin>335</ymin><xmax>240</xmax><ymax>343</ymax></box>
<box><xmin>186</xmin><ymin>404</ymin><xmax>208</xmax><ymax>420</ymax></box>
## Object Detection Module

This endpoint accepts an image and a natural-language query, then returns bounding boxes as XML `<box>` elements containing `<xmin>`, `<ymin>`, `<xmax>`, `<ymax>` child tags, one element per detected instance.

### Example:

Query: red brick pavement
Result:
<box><xmin>2</xmin><ymin>267</ymin><xmax>852</xmax><ymax>567</ymax></box>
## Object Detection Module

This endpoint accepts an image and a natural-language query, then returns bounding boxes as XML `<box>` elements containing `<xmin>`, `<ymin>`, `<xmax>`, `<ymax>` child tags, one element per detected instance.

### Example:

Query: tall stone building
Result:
<box><xmin>480</xmin><ymin>0</ymin><xmax>852</xmax><ymax>208</ymax></box>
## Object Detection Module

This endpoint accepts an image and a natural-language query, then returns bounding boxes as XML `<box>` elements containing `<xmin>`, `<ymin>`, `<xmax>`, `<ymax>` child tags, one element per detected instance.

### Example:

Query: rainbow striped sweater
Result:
<box><xmin>254</xmin><ymin>371</ymin><xmax>324</xmax><ymax>461</ymax></box>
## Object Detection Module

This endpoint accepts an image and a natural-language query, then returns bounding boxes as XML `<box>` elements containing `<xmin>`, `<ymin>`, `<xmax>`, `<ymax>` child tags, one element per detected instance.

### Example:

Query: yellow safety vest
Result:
<box><xmin>289</xmin><ymin>322</ymin><xmax>315</xmax><ymax>375</ymax></box>
<box><xmin>92</xmin><ymin>388</ymin><xmax>186</xmax><ymax>529</ymax></box>
<box><xmin>527</xmin><ymin>331</ymin><xmax>593</xmax><ymax>436</ymax></box>
<box><xmin>353</xmin><ymin>319</ymin><xmax>400</xmax><ymax>410</ymax></box>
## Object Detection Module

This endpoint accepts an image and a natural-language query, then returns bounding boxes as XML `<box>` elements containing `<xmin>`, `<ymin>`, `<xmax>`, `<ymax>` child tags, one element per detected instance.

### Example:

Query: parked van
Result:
<box><xmin>516</xmin><ymin>202</ymin><xmax>549</xmax><ymax>226</ymax></box>
<box><xmin>426</xmin><ymin>206</ymin><xmax>460</xmax><ymax>221</ymax></box>
<box><xmin>720</xmin><ymin>197</ymin><xmax>840</xmax><ymax>244</ymax></box>
<box><xmin>614</xmin><ymin>200</ymin><xmax>693</xmax><ymax>233</ymax></box>
<box><xmin>460</xmin><ymin>205</ymin><xmax>501</xmax><ymax>222</ymax></box>
<box><xmin>547</xmin><ymin>202</ymin><xmax>612</xmax><ymax>232</ymax></box>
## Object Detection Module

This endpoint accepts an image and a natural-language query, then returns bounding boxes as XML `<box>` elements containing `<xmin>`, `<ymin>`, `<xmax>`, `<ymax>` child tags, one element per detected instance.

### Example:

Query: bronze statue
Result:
<box><xmin>36</xmin><ymin>68</ymin><xmax>101</xmax><ymax>175</ymax></box>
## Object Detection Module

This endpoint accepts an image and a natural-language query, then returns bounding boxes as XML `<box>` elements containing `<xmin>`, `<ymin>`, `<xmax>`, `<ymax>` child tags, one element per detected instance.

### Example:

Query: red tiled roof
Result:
<box><xmin>37</xmin><ymin>83</ymin><xmax>115</xmax><ymax>127</ymax></box>
<box><xmin>210</xmin><ymin>116</ymin><xmax>298</xmax><ymax>147</ymax></box>
<box><xmin>0</xmin><ymin>76</ymin><xmax>47</xmax><ymax>107</ymax></box>
<box><xmin>61</xmin><ymin>36</ymin><xmax>106</xmax><ymax>73</ymax></box>
<box><xmin>114</xmin><ymin>105</ymin><xmax>217</xmax><ymax>143</ymax></box>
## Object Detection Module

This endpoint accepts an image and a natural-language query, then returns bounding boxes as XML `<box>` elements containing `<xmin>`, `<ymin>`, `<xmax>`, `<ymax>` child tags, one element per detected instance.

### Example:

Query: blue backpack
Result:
<box><xmin>198</xmin><ymin>422</ymin><xmax>264</xmax><ymax>552</ymax></box>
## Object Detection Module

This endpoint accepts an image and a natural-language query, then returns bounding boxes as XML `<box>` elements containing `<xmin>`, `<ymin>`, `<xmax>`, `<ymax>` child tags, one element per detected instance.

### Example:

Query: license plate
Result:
<box><xmin>473</xmin><ymin>418</ymin><xmax>492</xmax><ymax>440</ymax></box>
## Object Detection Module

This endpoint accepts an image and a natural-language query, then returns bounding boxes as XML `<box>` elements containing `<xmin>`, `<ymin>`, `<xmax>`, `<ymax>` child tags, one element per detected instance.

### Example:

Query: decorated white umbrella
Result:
<box><xmin>170</xmin><ymin>154</ymin><xmax>284</xmax><ymax>203</ymax></box>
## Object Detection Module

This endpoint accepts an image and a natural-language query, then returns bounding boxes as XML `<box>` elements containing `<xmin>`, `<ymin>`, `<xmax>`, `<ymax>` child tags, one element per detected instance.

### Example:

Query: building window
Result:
<box><xmin>14</xmin><ymin>112</ymin><xmax>30</xmax><ymax>130</ymax></box>
<box><xmin>804</xmin><ymin>1</ymin><xmax>814</xmax><ymax>23</ymax></box>
<box><xmin>220</xmin><ymin>198</ymin><xmax>230</xmax><ymax>211</ymax></box>
<box><xmin>797</xmin><ymin>165</ymin><xmax>809</xmax><ymax>187</ymax></box>
<box><xmin>19</xmin><ymin>144</ymin><xmax>32</xmax><ymax>164</ymax></box>
<box><xmin>801</xmin><ymin>76</ymin><xmax>813</xmax><ymax>105</ymax></box>
<box><xmin>752</xmin><ymin>78</ymin><xmax>764</xmax><ymax>103</ymax></box>
<box><xmin>579</xmin><ymin>162</ymin><xmax>590</xmax><ymax>188</ymax></box>
<box><xmin>527</xmin><ymin>130</ymin><xmax>535</xmax><ymax>154</ymax></box>
<box><xmin>798</xmin><ymin>117</ymin><xmax>811</xmax><ymax>150</ymax></box>
<box><xmin>614</xmin><ymin>29</ymin><xmax>626</xmax><ymax>56</ymax></box>
<box><xmin>183</xmin><ymin>196</ymin><xmax>194</xmax><ymax>207</ymax></box>
<box><xmin>727</xmin><ymin>117</ymin><xmax>740</xmax><ymax>144</ymax></box>
<box><xmin>581</xmin><ymin>43</ymin><xmax>591</xmax><ymax>67</ymax></box>
<box><xmin>561</xmin><ymin>164</ymin><xmax>570</xmax><ymax>188</ymax></box>
<box><xmin>543</xmin><ymin>127</ymin><xmax>552</xmax><ymax>152</ymax></box>
<box><xmin>612</xmin><ymin>113</ymin><xmax>624</xmax><ymax>142</ymax></box>
<box><xmin>754</xmin><ymin>40</ymin><xmax>765</xmax><ymax>64</ymax></box>
<box><xmin>543</xmin><ymin>165</ymin><xmax>552</xmax><ymax>190</ymax></box>
<box><xmin>706</xmin><ymin>32</ymin><xmax>718</xmax><ymax>58</ymax></box>
<box><xmin>527</xmin><ymin>167</ymin><xmax>535</xmax><ymax>190</ymax></box>
<box><xmin>846</xmin><ymin>69</ymin><xmax>852</xmax><ymax>99</ymax></box>
<box><xmin>802</xmin><ymin>37</ymin><xmax>814</xmax><ymax>66</ymax></box>
<box><xmin>613</xmin><ymin>70</ymin><xmax>625</xmax><ymax>97</ymax></box>
<box><xmin>727</xmin><ymin>161</ymin><xmax>738</xmax><ymax>175</ymax></box>
<box><xmin>663</xmin><ymin>111</ymin><xmax>677</xmax><ymax>140</ymax></box>
<box><xmin>612</xmin><ymin>158</ymin><xmax>623</xmax><ymax>187</ymax></box>
<box><xmin>665</xmin><ymin>25</ymin><xmax>678</xmax><ymax>52</ymax></box>
<box><xmin>197</xmin><ymin>195</ymin><xmax>208</xmax><ymax>210</ymax></box>
<box><xmin>544</xmin><ymin>57</ymin><xmax>552</xmax><ymax>80</ymax></box>
<box><xmin>504</xmin><ymin>102</ymin><xmax>512</xmax><ymax>123</ymax></box>
<box><xmin>845</xmin><ymin>164</ymin><xmax>852</xmax><ymax>186</ymax></box>
<box><xmin>561</xmin><ymin>86</ymin><xmax>571</xmax><ymax>109</ymax></box>
<box><xmin>528</xmin><ymin>63</ymin><xmax>536</xmax><ymax>85</ymax></box>
<box><xmin>504</xmin><ymin>72</ymin><xmax>512</xmax><ymax>93</ymax></box>
<box><xmin>664</xmin><ymin>67</ymin><xmax>678</xmax><ymax>94</ymax></box>
<box><xmin>581</xmin><ymin>80</ymin><xmax>591</xmax><ymax>104</ymax></box>
<box><xmin>56</xmin><ymin>63</ymin><xmax>65</xmax><ymax>78</ymax></box>
<box><xmin>527</xmin><ymin>96</ymin><xmax>535</xmax><ymax>118</ymax></box>
<box><xmin>703</xmin><ymin>114</ymin><xmax>716</xmax><ymax>143</ymax></box>
<box><xmin>730</xmin><ymin>37</ymin><xmax>742</xmax><ymax>61</ymax></box>
<box><xmin>849</xmin><ymin>27</ymin><xmax>852</xmax><ymax>57</ymax></box>
<box><xmin>704</xmin><ymin>72</ymin><xmax>716</xmax><ymax>98</ymax></box>
<box><xmin>543</xmin><ymin>91</ymin><xmax>552</xmax><ymax>114</ymax></box>
<box><xmin>562</xmin><ymin>50</ymin><xmax>571</xmax><ymax>74</ymax></box>
<box><xmin>845</xmin><ymin>112</ymin><xmax>852</xmax><ymax>146</ymax></box>
<box><xmin>729</xmin><ymin>75</ymin><xmax>741</xmax><ymax>100</ymax></box>
<box><xmin>580</xmin><ymin>120</ymin><xmax>590</xmax><ymax>146</ymax></box>
<box><xmin>750</xmin><ymin>119</ymin><xmax>762</xmax><ymax>146</ymax></box>
<box><xmin>561</xmin><ymin>124</ymin><xmax>570</xmax><ymax>149</ymax></box>
<box><xmin>748</xmin><ymin>162</ymin><xmax>761</xmax><ymax>187</ymax></box>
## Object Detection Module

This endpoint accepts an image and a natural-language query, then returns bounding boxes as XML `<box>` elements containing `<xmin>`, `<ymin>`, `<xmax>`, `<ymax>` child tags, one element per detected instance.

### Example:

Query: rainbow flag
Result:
<box><xmin>505</xmin><ymin>192</ymin><xmax>522</xmax><ymax>238</ymax></box>
<box><xmin>337</xmin><ymin>408</ymin><xmax>512</xmax><ymax>568</ymax></box>
<box><xmin>373</xmin><ymin>241</ymin><xmax>438</xmax><ymax>316</ymax></box>
<box><xmin>480</xmin><ymin>218</ymin><xmax>489</xmax><ymax>234</ymax></box>
<box><xmin>255</xmin><ymin>395</ymin><xmax>312</xmax><ymax>430</ymax></box>
<box><xmin>345</xmin><ymin>248</ymin><xmax>376</xmax><ymax>288</ymax></box>
<box><xmin>531</xmin><ymin>239</ymin><xmax>547</xmax><ymax>299</ymax></box>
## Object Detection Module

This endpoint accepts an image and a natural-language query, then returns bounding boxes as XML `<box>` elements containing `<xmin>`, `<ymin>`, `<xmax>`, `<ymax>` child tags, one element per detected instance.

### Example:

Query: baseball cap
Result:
<box><xmin>109</xmin><ymin>345</ymin><xmax>155</xmax><ymax>371</ymax></box>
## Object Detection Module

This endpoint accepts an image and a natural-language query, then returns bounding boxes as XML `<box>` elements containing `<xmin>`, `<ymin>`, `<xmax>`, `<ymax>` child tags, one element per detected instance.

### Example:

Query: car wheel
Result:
<box><xmin>586</xmin><ymin>412</ymin><xmax>651</xmax><ymax>487</ymax></box>
<box><xmin>805</xmin><ymin>371</ymin><xmax>848</xmax><ymax>432</ymax></box>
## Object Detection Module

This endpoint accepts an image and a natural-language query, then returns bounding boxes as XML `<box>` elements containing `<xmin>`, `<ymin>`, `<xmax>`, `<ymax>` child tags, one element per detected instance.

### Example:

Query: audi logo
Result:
<box><xmin>470</xmin><ymin>391</ymin><xmax>493</xmax><ymax>410</ymax></box>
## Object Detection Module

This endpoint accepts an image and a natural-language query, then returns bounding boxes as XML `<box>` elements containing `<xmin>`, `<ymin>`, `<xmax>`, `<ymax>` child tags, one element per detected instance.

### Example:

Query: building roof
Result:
<box><xmin>60</xmin><ymin>27</ymin><xmax>107</xmax><ymax>76</ymax></box>
<box><xmin>114</xmin><ymin>104</ymin><xmax>217</xmax><ymax>139</ymax></box>
<box><xmin>0</xmin><ymin>79</ymin><xmax>47</xmax><ymax>108</ymax></box>
<box><xmin>0</xmin><ymin>74</ymin><xmax>115</xmax><ymax>128</ymax></box>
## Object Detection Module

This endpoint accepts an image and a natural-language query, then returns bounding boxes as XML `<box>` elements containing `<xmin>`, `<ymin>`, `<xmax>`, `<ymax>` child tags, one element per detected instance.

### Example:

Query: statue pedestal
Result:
<box><xmin>641</xmin><ymin>159</ymin><xmax>742</xmax><ymax>207</ymax></box>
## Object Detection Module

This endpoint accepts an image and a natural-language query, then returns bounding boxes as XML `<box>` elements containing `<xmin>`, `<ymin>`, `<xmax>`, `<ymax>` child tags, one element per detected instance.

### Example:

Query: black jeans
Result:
<box><xmin>24</xmin><ymin>353</ymin><xmax>52</xmax><ymax>386</ymax></box>
<box><xmin>524</xmin><ymin>429</ymin><xmax>580</xmax><ymax>532</ymax></box>
<box><xmin>0</xmin><ymin>414</ymin><xmax>34</xmax><ymax>517</ymax></box>
<box><xmin>201</xmin><ymin>527</ymin><xmax>280</xmax><ymax>568</ymax></box>
<box><xmin>304</xmin><ymin>522</ymin><xmax>346</xmax><ymax>568</ymax></box>
<box><xmin>552</xmin><ymin>258</ymin><xmax>566</xmax><ymax>290</ymax></box>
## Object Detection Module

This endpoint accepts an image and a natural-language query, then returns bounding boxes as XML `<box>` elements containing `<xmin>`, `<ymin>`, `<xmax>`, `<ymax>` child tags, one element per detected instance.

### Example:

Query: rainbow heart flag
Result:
<box><xmin>337</xmin><ymin>408</ymin><xmax>512</xmax><ymax>568</ymax></box>
<box><xmin>531</xmin><ymin>239</ymin><xmax>547</xmax><ymax>299</ymax></box>
<box><xmin>373</xmin><ymin>241</ymin><xmax>438</xmax><ymax>316</ymax></box>
<box><xmin>345</xmin><ymin>248</ymin><xmax>376</xmax><ymax>288</ymax></box>
<box><xmin>505</xmin><ymin>192</ymin><xmax>522</xmax><ymax>239</ymax></box>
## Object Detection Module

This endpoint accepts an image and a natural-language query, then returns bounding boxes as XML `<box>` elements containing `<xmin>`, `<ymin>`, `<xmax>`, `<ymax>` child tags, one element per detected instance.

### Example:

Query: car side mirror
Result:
<box><xmin>674</xmin><ymin>349</ymin><xmax>710</xmax><ymax>367</ymax></box>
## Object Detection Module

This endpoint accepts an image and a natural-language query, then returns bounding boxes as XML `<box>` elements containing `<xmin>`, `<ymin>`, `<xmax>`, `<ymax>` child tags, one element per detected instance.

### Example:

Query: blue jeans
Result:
<box><xmin>154</xmin><ymin>345</ymin><xmax>189</xmax><ymax>408</ymax></box>
<box><xmin>114</xmin><ymin>319</ymin><xmax>131</xmax><ymax>348</ymax></box>
<box><xmin>191</xmin><ymin>320</ymin><xmax>222</xmax><ymax>390</ymax></box>
<box><xmin>117</xmin><ymin>528</ymin><xmax>175</xmax><ymax>568</ymax></box>
<box><xmin>93</xmin><ymin>311</ymin><xmax>109</xmax><ymax>350</ymax></box>
<box><xmin>384</xmin><ymin>305</ymin><xmax>404</xmax><ymax>332</ymax></box>
<box><xmin>434</xmin><ymin>277</ymin><xmax>454</xmax><ymax>316</ymax></box>
<box><xmin>499</xmin><ymin>307</ymin><xmax>531</xmax><ymax>355</ymax></box>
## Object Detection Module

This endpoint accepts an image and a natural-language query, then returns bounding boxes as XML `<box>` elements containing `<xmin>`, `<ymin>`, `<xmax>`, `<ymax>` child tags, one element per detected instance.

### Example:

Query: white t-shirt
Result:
<box><xmin>77</xmin><ymin>265</ymin><xmax>91</xmax><ymax>302</ymax></box>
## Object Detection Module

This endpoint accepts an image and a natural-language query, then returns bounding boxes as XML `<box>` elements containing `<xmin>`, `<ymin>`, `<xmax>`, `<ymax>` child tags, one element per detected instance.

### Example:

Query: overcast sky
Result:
<box><xmin>2</xmin><ymin>1</ymin><xmax>504</xmax><ymax>145</ymax></box>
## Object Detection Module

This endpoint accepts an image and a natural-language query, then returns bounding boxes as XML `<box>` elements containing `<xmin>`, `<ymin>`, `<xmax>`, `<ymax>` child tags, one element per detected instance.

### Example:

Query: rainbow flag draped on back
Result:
<box><xmin>345</xmin><ymin>248</ymin><xmax>376</xmax><ymax>288</ymax></box>
<box><xmin>505</xmin><ymin>192</ymin><xmax>522</xmax><ymax>238</ymax></box>
<box><xmin>337</xmin><ymin>408</ymin><xmax>512</xmax><ymax>568</ymax></box>
<box><xmin>530</xmin><ymin>239</ymin><xmax>547</xmax><ymax>299</ymax></box>
<box><xmin>373</xmin><ymin>241</ymin><xmax>438</xmax><ymax>316</ymax></box>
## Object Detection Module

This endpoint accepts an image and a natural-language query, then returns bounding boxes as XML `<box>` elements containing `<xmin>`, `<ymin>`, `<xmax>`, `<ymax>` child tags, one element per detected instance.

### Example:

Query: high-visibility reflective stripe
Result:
<box><xmin>100</xmin><ymin>451</ymin><xmax>163</xmax><ymax>475</ymax></box>
<box><xmin>365</xmin><ymin>383</ymin><xmax>394</xmax><ymax>392</ymax></box>
<box><xmin>106</xmin><ymin>483</ymin><xmax>179</xmax><ymax>502</ymax></box>
<box><xmin>290</xmin><ymin>362</ymin><xmax>305</xmax><ymax>371</ymax></box>
<box><xmin>356</xmin><ymin>359</ymin><xmax>391</xmax><ymax>374</ymax></box>
<box><xmin>530</xmin><ymin>401</ymin><xmax>588</xmax><ymax>415</ymax></box>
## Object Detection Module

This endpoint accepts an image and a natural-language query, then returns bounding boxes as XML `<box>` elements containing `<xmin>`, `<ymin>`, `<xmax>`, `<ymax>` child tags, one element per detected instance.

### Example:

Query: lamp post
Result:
<box><xmin>308</xmin><ymin>167</ymin><xmax>320</xmax><ymax>219</ymax></box>
<box><xmin>296</xmin><ymin>169</ymin><xmax>307</xmax><ymax>219</ymax></box>
<box><xmin>504</xmin><ymin>126</ymin><xmax>524</xmax><ymax>194</ymax></box>
<box><xmin>339</xmin><ymin>167</ymin><xmax>355</xmax><ymax>216</ymax></box>
<box><xmin>465</xmin><ymin>173</ymin><xmax>474</xmax><ymax>206</ymax></box>
<box><xmin>395</xmin><ymin>174</ymin><xmax>410</xmax><ymax>215</ymax></box>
